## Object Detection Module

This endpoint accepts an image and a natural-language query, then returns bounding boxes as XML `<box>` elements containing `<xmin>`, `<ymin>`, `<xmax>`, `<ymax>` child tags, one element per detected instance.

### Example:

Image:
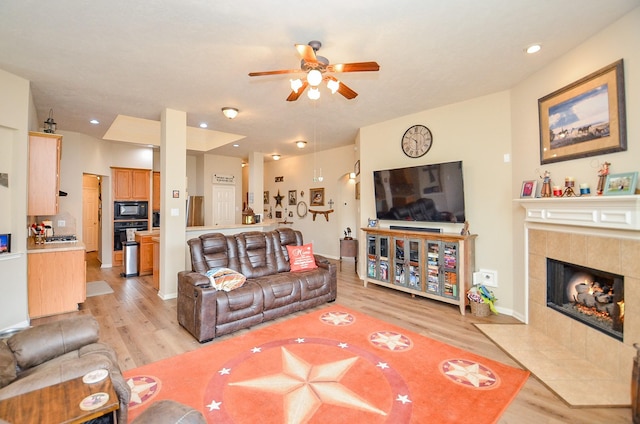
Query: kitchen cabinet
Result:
<box><xmin>28</xmin><ymin>132</ymin><xmax>62</xmax><ymax>216</ymax></box>
<box><xmin>27</xmin><ymin>244</ymin><xmax>86</xmax><ymax>318</ymax></box>
<box><xmin>112</xmin><ymin>167</ymin><xmax>150</xmax><ymax>201</ymax></box>
<box><xmin>363</xmin><ymin>227</ymin><xmax>476</xmax><ymax>315</ymax></box>
<box><xmin>152</xmin><ymin>237</ymin><xmax>159</xmax><ymax>290</ymax></box>
<box><xmin>136</xmin><ymin>232</ymin><xmax>156</xmax><ymax>276</ymax></box>
<box><xmin>152</xmin><ymin>171</ymin><xmax>160</xmax><ymax>211</ymax></box>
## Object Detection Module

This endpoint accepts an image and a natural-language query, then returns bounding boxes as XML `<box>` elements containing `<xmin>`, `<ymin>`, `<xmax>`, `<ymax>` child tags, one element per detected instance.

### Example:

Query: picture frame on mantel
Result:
<box><xmin>538</xmin><ymin>59</ymin><xmax>626</xmax><ymax>164</ymax></box>
<box><xmin>520</xmin><ymin>180</ymin><xmax>537</xmax><ymax>198</ymax></box>
<box><xmin>603</xmin><ymin>172</ymin><xmax>638</xmax><ymax>196</ymax></box>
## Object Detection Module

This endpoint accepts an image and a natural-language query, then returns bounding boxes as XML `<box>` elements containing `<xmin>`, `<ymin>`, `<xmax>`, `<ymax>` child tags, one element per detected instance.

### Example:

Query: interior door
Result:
<box><xmin>212</xmin><ymin>185</ymin><xmax>235</xmax><ymax>225</ymax></box>
<box><xmin>82</xmin><ymin>174</ymin><xmax>100</xmax><ymax>252</ymax></box>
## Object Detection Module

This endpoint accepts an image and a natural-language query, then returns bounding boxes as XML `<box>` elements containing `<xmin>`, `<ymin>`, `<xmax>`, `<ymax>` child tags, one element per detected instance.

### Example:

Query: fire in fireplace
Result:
<box><xmin>546</xmin><ymin>258</ymin><xmax>624</xmax><ymax>341</ymax></box>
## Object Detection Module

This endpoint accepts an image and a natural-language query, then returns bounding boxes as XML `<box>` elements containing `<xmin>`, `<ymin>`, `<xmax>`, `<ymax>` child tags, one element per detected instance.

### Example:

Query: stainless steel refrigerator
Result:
<box><xmin>186</xmin><ymin>195</ymin><xmax>204</xmax><ymax>226</ymax></box>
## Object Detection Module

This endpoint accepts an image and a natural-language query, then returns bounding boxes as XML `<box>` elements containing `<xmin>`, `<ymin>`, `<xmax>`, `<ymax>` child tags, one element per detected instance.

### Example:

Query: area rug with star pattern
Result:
<box><xmin>123</xmin><ymin>305</ymin><xmax>529</xmax><ymax>423</ymax></box>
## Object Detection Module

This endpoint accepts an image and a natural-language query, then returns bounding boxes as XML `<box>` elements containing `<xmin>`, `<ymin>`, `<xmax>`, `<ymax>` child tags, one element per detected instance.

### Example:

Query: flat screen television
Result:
<box><xmin>373</xmin><ymin>160</ymin><xmax>465</xmax><ymax>223</ymax></box>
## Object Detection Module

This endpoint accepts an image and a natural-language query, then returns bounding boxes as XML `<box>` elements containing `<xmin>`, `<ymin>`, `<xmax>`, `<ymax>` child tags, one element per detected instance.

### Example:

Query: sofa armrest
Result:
<box><xmin>178</xmin><ymin>270</ymin><xmax>211</xmax><ymax>288</ymax></box>
<box><xmin>7</xmin><ymin>315</ymin><xmax>99</xmax><ymax>370</ymax></box>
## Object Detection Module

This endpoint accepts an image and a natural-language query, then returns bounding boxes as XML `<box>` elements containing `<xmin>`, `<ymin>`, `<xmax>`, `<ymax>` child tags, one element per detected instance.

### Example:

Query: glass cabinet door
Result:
<box><xmin>394</xmin><ymin>238</ymin><xmax>406</xmax><ymax>287</ymax></box>
<box><xmin>442</xmin><ymin>242</ymin><xmax>459</xmax><ymax>299</ymax></box>
<box><xmin>425</xmin><ymin>241</ymin><xmax>440</xmax><ymax>294</ymax></box>
<box><xmin>379</xmin><ymin>236</ymin><xmax>390</xmax><ymax>282</ymax></box>
<box><xmin>407</xmin><ymin>239</ymin><xmax>421</xmax><ymax>290</ymax></box>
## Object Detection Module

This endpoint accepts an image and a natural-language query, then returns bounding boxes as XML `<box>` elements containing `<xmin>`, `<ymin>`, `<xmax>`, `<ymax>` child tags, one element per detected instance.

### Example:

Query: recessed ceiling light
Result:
<box><xmin>89</xmin><ymin>119</ymin><xmax>99</xmax><ymax>124</ymax></box>
<box><xmin>296</xmin><ymin>140</ymin><xmax>307</xmax><ymax>148</ymax></box>
<box><xmin>272</xmin><ymin>154</ymin><xmax>281</xmax><ymax>160</ymax></box>
<box><xmin>526</xmin><ymin>44</ymin><xmax>542</xmax><ymax>54</ymax></box>
<box><xmin>199</xmin><ymin>122</ymin><xmax>208</xmax><ymax>128</ymax></box>
<box><xmin>233</xmin><ymin>144</ymin><xmax>239</xmax><ymax>147</ymax></box>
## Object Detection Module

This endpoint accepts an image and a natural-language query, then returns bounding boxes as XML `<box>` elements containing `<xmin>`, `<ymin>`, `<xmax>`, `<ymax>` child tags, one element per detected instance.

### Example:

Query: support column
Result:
<box><xmin>159</xmin><ymin>108</ymin><xmax>187</xmax><ymax>299</ymax></box>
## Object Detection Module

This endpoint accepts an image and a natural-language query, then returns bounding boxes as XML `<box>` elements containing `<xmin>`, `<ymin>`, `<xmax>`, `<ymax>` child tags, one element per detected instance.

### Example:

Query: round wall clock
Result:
<box><xmin>401</xmin><ymin>124</ymin><xmax>433</xmax><ymax>158</ymax></box>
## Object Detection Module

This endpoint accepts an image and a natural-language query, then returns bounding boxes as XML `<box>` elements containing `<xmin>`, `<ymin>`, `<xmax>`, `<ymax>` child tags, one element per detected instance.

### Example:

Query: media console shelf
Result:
<box><xmin>362</xmin><ymin>227</ymin><xmax>476</xmax><ymax>315</ymax></box>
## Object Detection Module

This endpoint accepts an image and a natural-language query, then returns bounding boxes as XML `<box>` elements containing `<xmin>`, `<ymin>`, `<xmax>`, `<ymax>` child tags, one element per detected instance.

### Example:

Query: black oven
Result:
<box><xmin>113</xmin><ymin>220</ymin><xmax>149</xmax><ymax>251</ymax></box>
<box><xmin>114</xmin><ymin>201</ymin><xmax>148</xmax><ymax>220</ymax></box>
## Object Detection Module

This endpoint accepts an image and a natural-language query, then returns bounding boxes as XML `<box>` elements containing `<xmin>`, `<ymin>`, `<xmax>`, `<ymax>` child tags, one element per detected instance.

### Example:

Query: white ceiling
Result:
<box><xmin>1</xmin><ymin>0</ymin><xmax>638</xmax><ymax>161</ymax></box>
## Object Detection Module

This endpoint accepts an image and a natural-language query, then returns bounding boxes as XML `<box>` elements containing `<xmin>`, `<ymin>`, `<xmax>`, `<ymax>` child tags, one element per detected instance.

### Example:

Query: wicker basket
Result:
<box><xmin>470</xmin><ymin>300</ymin><xmax>490</xmax><ymax>317</ymax></box>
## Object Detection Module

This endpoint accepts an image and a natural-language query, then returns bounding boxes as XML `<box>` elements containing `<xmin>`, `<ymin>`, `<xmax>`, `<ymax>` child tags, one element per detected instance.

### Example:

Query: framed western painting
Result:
<box><xmin>538</xmin><ymin>59</ymin><xmax>626</xmax><ymax>164</ymax></box>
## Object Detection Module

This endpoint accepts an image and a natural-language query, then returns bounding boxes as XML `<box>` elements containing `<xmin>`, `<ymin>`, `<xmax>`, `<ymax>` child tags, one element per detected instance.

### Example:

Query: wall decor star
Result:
<box><xmin>274</xmin><ymin>190</ymin><xmax>284</xmax><ymax>207</ymax></box>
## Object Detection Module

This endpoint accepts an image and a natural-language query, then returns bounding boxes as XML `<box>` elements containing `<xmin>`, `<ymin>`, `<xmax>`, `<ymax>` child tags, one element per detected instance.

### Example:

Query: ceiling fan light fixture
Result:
<box><xmin>296</xmin><ymin>140</ymin><xmax>307</xmax><ymax>148</ymax></box>
<box><xmin>327</xmin><ymin>79</ymin><xmax>340</xmax><ymax>94</ymax></box>
<box><xmin>221</xmin><ymin>107</ymin><xmax>239</xmax><ymax>119</ymax></box>
<box><xmin>308</xmin><ymin>87</ymin><xmax>320</xmax><ymax>100</ymax></box>
<box><xmin>306</xmin><ymin>69</ymin><xmax>323</xmax><ymax>87</ymax></box>
<box><xmin>290</xmin><ymin>78</ymin><xmax>303</xmax><ymax>93</ymax></box>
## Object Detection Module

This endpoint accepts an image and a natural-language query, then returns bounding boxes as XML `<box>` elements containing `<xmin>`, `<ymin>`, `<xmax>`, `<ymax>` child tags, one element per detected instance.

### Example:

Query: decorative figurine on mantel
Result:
<box><xmin>540</xmin><ymin>170</ymin><xmax>552</xmax><ymax>197</ymax></box>
<box><xmin>597</xmin><ymin>161</ymin><xmax>611</xmax><ymax>195</ymax></box>
<box><xmin>460</xmin><ymin>221</ymin><xmax>470</xmax><ymax>236</ymax></box>
<box><xmin>344</xmin><ymin>227</ymin><xmax>353</xmax><ymax>240</ymax></box>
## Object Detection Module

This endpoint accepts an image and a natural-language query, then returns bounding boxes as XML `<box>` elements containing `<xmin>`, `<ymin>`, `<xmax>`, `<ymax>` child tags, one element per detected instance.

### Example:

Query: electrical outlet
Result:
<box><xmin>57</xmin><ymin>220</ymin><xmax>66</xmax><ymax>227</ymax></box>
<box><xmin>477</xmin><ymin>269</ymin><xmax>498</xmax><ymax>287</ymax></box>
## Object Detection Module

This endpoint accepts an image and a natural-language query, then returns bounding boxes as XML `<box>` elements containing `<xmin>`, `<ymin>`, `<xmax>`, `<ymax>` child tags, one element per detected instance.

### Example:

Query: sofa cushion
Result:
<box><xmin>0</xmin><ymin>341</ymin><xmax>17</xmax><ymax>388</ymax></box>
<box><xmin>286</xmin><ymin>243</ymin><xmax>318</xmax><ymax>272</ymax></box>
<box><xmin>205</xmin><ymin>267</ymin><xmax>246</xmax><ymax>291</ymax></box>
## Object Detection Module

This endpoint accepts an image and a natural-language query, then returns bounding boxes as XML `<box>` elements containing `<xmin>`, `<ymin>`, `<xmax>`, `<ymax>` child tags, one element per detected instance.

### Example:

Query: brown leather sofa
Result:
<box><xmin>178</xmin><ymin>228</ymin><xmax>337</xmax><ymax>342</ymax></box>
<box><xmin>132</xmin><ymin>400</ymin><xmax>206</xmax><ymax>424</ymax></box>
<box><xmin>0</xmin><ymin>315</ymin><xmax>131</xmax><ymax>423</ymax></box>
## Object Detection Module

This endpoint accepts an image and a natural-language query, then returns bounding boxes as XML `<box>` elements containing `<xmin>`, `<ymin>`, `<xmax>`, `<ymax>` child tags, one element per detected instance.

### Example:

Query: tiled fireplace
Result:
<box><xmin>523</xmin><ymin>196</ymin><xmax>640</xmax><ymax>397</ymax></box>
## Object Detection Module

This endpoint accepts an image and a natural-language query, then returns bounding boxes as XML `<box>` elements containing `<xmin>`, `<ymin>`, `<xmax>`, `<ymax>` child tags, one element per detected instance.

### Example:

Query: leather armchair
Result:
<box><xmin>0</xmin><ymin>315</ymin><xmax>131</xmax><ymax>423</ymax></box>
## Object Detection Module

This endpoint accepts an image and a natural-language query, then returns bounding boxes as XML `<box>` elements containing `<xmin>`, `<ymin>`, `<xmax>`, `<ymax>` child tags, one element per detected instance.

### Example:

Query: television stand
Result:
<box><xmin>363</xmin><ymin>227</ymin><xmax>476</xmax><ymax>315</ymax></box>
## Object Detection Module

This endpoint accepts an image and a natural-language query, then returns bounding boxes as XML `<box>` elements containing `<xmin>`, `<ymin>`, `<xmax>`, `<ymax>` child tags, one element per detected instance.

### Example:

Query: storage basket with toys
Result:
<box><xmin>467</xmin><ymin>285</ymin><xmax>497</xmax><ymax>317</ymax></box>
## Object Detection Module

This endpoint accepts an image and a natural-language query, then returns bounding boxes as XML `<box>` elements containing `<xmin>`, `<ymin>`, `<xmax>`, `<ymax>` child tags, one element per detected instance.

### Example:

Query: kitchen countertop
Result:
<box><xmin>27</xmin><ymin>238</ymin><xmax>86</xmax><ymax>253</ymax></box>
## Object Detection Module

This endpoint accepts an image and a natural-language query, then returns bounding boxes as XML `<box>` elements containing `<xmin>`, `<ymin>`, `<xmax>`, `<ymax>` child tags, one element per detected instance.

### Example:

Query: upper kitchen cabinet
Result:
<box><xmin>113</xmin><ymin>167</ymin><xmax>150</xmax><ymax>200</ymax></box>
<box><xmin>28</xmin><ymin>132</ymin><xmax>62</xmax><ymax>216</ymax></box>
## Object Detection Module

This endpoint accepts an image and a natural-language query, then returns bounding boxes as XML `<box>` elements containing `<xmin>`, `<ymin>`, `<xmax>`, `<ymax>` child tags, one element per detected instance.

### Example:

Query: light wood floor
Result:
<box><xmin>33</xmin><ymin>253</ymin><xmax>631</xmax><ymax>423</ymax></box>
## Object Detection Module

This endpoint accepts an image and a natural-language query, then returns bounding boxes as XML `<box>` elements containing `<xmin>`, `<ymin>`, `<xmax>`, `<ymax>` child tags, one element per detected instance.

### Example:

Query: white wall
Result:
<box><xmin>510</xmin><ymin>7</ymin><xmax>640</xmax><ymax>318</ymax></box>
<box><xmin>358</xmin><ymin>91</ymin><xmax>514</xmax><ymax>312</ymax></box>
<box><xmin>264</xmin><ymin>145</ymin><xmax>358</xmax><ymax>258</ymax></box>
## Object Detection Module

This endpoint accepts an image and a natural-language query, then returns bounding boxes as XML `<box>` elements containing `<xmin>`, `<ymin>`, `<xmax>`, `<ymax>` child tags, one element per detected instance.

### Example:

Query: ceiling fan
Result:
<box><xmin>248</xmin><ymin>40</ymin><xmax>380</xmax><ymax>101</ymax></box>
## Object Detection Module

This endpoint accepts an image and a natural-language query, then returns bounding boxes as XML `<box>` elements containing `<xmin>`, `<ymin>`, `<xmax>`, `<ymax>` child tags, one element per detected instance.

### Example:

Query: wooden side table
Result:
<box><xmin>0</xmin><ymin>374</ymin><xmax>118</xmax><ymax>424</ymax></box>
<box><xmin>339</xmin><ymin>238</ymin><xmax>358</xmax><ymax>272</ymax></box>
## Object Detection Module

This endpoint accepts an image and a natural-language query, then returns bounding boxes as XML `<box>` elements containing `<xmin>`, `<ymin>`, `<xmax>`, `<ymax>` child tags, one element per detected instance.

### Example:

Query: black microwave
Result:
<box><xmin>114</xmin><ymin>201</ymin><xmax>148</xmax><ymax>220</ymax></box>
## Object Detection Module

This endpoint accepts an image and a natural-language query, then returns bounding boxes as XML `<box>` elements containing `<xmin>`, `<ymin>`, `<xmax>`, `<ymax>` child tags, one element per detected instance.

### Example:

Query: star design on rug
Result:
<box><xmin>377</xmin><ymin>362</ymin><xmax>389</xmax><ymax>370</ymax></box>
<box><xmin>207</xmin><ymin>400</ymin><xmax>222</xmax><ymax>411</ymax></box>
<box><xmin>338</xmin><ymin>342</ymin><xmax>349</xmax><ymax>349</ymax></box>
<box><xmin>219</xmin><ymin>368</ymin><xmax>231</xmax><ymax>375</ymax></box>
<box><xmin>320</xmin><ymin>311</ymin><xmax>355</xmax><ymax>326</ymax></box>
<box><xmin>295</xmin><ymin>338</ymin><xmax>305</xmax><ymax>343</ymax></box>
<box><xmin>251</xmin><ymin>347</ymin><xmax>262</xmax><ymax>353</ymax></box>
<box><xmin>228</xmin><ymin>347</ymin><xmax>387</xmax><ymax>423</ymax></box>
<box><xmin>369</xmin><ymin>331</ymin><xmax>413</xmax><ymax>351</ymax></box>
<box><xmin>442</xmin><ymin>359</ymin><xmax>497</xmax><ymax>388</ymax></box>
<box><xmin>127</xmin><ymin>376</ymin><xmax>159</xmax><ymax>405</ymax></box>
<box><xmin>396</xmin><ymin>394</ymin><xmax>412</xmax><ymax>404</ymax></box>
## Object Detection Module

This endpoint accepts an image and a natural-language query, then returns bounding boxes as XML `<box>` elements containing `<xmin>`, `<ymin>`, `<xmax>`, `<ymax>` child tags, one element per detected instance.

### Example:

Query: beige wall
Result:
<box><xmin>203</xmin><ymin>154</ymin><xmax>244</xmax><ymax>225</ymax></box>
<box><xmin>359</xmin><ymin>91</ymin><xmax>514</xmax><ymax>312</ymax></box>
<box><xmin>263</xmin><ymin>144</ymin><xmax>358</xmax><ymax>258</ymax></box>
<box><xmin>510</xmin><ymin>8</ymin><xmax>640</xmax><ymax>319</ymax></box>
<box><xmin>0</xmin><ymin>69</ymin><xmax>31</xmax><ymax>331</ymax></box>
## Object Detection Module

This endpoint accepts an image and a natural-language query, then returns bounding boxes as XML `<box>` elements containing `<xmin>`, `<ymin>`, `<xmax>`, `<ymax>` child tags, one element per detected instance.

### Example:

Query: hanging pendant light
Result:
<box><xmin>43</xmin><ymin>109</ymin><xmax>57</xmax><ymax>133</ymax></box>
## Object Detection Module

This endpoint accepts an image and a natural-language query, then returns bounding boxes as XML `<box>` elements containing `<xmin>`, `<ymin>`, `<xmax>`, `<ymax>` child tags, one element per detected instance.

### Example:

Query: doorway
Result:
<box><xmin>82</xmin><ymin>174</ymin><xmax>101</xmax><ymax>253</ymax></box>
<box><xmin>212</xmin><ymin>185</ymin><xmax>235</xmax><ymax>225</ymax></box>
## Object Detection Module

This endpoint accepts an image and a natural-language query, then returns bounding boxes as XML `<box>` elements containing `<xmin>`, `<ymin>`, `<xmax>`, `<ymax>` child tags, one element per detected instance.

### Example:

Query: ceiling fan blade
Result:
<box><xmin>295</xmin><ymin>44</ymin><xmax>318</xmax><ymax>63</ymax></box>
<box><xmin>286</xmin><ymin>81</ymin><xmax>309</xmax><ymax>101</ymax></box>
<box><xmin>327</xmin><ymin>61</ymin><xmax>380</xmax><ymax>73</ymax></box>
<box><xmin>248</xmin><ymin>69</ymin><xmax>300</xmax><ymax>77</ymax></box>
<box><xmin>327</xmin><ymin>76</ymin><xmax>358</xmax><ymax>99</ymax></box>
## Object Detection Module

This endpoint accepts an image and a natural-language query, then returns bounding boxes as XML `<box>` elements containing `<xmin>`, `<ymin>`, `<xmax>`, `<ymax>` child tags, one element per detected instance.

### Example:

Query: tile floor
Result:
<box><xmin>476</xmin><ymin>323</ymin><xmax>630</xmax><ymax>407</ymax></box>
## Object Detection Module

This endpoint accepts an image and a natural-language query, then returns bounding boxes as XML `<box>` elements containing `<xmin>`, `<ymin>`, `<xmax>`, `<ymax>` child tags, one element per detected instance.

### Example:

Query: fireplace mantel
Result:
<box><xmin>517</xmin><ymin>195</ymin><xmax>640</xmax><ymax>231</ymax></box>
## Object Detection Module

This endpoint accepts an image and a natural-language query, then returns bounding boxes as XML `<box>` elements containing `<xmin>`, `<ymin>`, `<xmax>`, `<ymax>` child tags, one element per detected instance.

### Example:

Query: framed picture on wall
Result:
<box><xmin>0</xmin><ymin>233</ymin><xmax>11</xmax><ymax>254</ymax></box>
<box><xmin>310</xmin><ymin>188</ymin><xmax>324</xmax><ymax>206</ymax></box>
<box><xmin>538</xmin><ymin>60</ymin><xmax>626</xmax><ymax>164</ymax></box>
<box><xmin>263</xmin><ymin>191</ymin><xmax>269</xmax><ymax>204</ymax></box>
<box><xmin>288</xmin><ymin>190</ymin><xmax>297</xmax><ymax>206</ymax></box>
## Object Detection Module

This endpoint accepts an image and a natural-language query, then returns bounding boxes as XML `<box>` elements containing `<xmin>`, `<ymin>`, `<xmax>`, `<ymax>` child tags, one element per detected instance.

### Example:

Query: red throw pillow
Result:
<box><xmin>286</xmin><ymin>243</ymin><xmax>318</xmax><ymax>272</ymax></box>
